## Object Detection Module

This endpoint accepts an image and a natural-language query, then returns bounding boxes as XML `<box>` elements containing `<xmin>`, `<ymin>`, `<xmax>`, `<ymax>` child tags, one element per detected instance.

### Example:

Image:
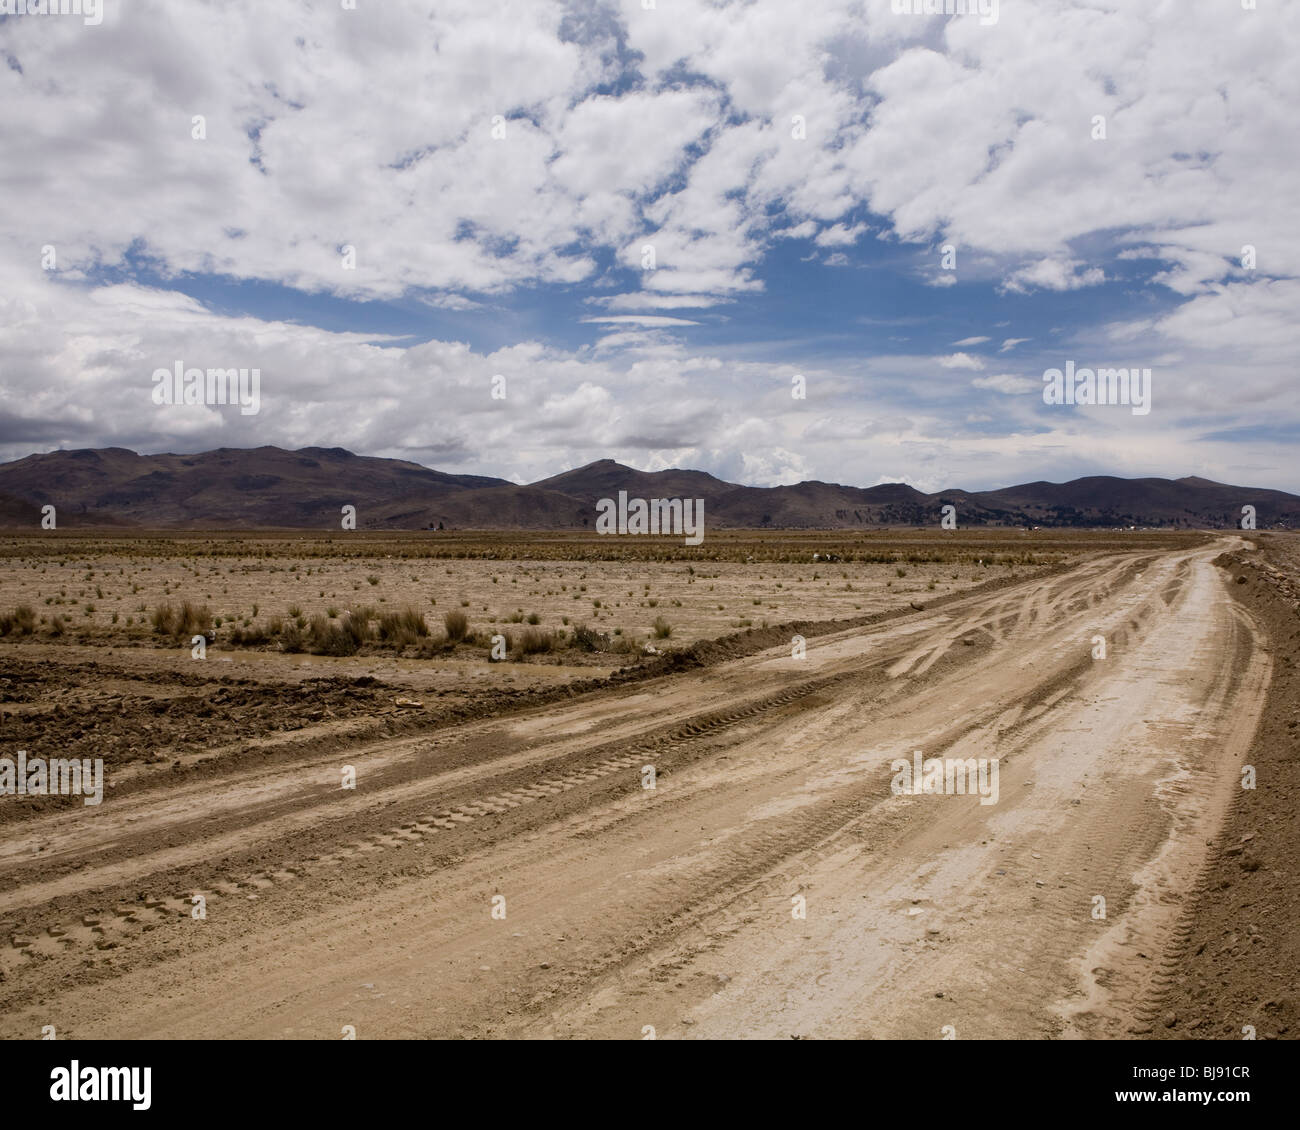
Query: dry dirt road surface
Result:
<box><xmin>0</xmin><ymin>537</ymin><xmax>1269</xmax><ymax>1039</ymax></box>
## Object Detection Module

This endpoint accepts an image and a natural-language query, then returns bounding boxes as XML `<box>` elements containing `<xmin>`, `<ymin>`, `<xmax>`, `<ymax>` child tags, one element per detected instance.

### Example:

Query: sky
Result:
<box><xmin>0</xmin><ymin>0</ymin><xmax>1296</xmax><ymax>493</ymax></box>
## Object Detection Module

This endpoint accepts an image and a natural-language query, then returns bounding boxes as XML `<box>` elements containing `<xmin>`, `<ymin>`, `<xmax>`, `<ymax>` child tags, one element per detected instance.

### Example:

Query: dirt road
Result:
<box><xmin>0</xmin><ymin>538</ymin><xmax>1270</xmax><ymax>1039</ymax></box>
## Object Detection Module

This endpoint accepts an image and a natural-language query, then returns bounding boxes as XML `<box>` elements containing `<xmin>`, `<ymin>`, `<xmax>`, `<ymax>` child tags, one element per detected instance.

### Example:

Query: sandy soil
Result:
<box><xmin>0</xmin><ymin>532</ymin><xmax>1285</xmax><ymax>1039</ymax></box>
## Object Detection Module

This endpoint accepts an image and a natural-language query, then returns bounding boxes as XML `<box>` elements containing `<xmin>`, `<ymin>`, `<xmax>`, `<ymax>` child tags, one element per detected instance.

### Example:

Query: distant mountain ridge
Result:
<box><xmin>0</xmin><ymin>446</ymin><xmax>1296</xmax><ymax>530</ymax></box>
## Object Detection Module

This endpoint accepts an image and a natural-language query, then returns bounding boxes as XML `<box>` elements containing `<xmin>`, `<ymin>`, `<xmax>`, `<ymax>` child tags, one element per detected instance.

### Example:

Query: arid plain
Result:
<box><xmin>0</xmin><ymin>528</ymin><xmax>1296</xmax><ymax>1039</ymax></box>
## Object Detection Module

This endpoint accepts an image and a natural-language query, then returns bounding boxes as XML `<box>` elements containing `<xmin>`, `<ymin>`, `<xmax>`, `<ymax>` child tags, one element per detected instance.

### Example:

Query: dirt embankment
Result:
<box><xmin>1153</xmin><ymin>539</ymin><xmax>1300</xmax><ymax>1039</ymax></box>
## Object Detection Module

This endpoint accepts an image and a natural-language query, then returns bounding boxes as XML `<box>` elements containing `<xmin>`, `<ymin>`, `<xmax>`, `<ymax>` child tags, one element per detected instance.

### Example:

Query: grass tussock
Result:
<box><xmin>301</xmin><ymin>613</ymin><xmax>362</xmax><ymax>656</ymax></box>
<box><xmin>516</xmin><ymin>626</ymin><xmax>557</xmax><ymax>655</ymax></box>
<box><xmin>377</xmin><ymin>607</ymin><xmax>429</xmax><ymax>647</ymax></box>
<box><xmin>0</xmin><ymin>604</ymin><xmax>36</xmax><ymax>636</ymax></box>
<box><xmin>151</xmin><ymin>601</ymin><xmax>211</xmax><ymax>639</ymax></box>
<box><xmin>228</xmin><ymin>622</ymin><xmax>271</xmax><ymax>646</ymax></box>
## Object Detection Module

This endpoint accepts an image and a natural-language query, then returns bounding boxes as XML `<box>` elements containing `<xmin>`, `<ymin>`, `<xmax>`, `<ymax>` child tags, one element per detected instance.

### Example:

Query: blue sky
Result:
<box><xmin>1</xmin><ymin>0</ymin><xmax>1296</xmax><ymax>493</ymax></box>
<box><xmin>98</xmin><ymin>229</ymin><xmax>1174</xmax><ymax>359</ymax></box>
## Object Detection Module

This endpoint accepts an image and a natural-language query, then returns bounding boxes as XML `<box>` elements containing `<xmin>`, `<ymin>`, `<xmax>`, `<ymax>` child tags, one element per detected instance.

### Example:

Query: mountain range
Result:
<box><xmin>0</xmin><ymin>446</ymin><xmax>1295</xmax><ymax>530</ymax></box>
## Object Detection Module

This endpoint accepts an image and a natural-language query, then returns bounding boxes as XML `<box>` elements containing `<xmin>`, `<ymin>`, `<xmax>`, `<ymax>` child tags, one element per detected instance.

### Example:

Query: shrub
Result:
<box><xmin>378</xmin><ymin>607</ymin><xmax>427</xmax><ymax>636</ymax></box>
<box><xmin>151</xmin><ymin>604</ymin><xmax>177</xmax><ymax>635</ymax></box>
<box><xmin>571</xmin><ymin>624</ymin><xmax>607</xmax><ymax>652</ymax></box>
<box><xmin>151</xmin><ymin>601</ymin><xmax>211</xmax><ymax>639</ymax></box>
<box><xmin>179</xmin><ymin>601</ymin><xmax>209</xmax><ymax>635</ymax></box>
<box><xmin>517</xmin><ymin>627</ymin><xmax>556</xmax><ymax>655</ymax></box>
<box><xmin>306</xmin><ymin>614</ymin><xmax>361</xmax><ymax>656</ymax></box>
<box><xmin>229</xmin><ymin>623</ymin><xmax>270</xmax><ymax>646</ymax></box>
<box><xmin>652</xmin><ymin>616</ymin><xmax>673</xmax><ymax>639</ymax></box>
<box><xmin>444</xmin><ymin>608</ymin><xmax>469</xmax><ymax>642</ymax></box>
<box><xmin>0</xmin><ymin>604</ymin><xmax>36</xmax><ymax>636</ymax></box>
<box><xmin>338</xmin><ymin>608</ymin><xmax>374</xmax><ymax>648</ymax></box>
<box><xmin>377</xmin><ymin>608</ymin><xmax>429</xmax><ymax>647</ymax></box>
